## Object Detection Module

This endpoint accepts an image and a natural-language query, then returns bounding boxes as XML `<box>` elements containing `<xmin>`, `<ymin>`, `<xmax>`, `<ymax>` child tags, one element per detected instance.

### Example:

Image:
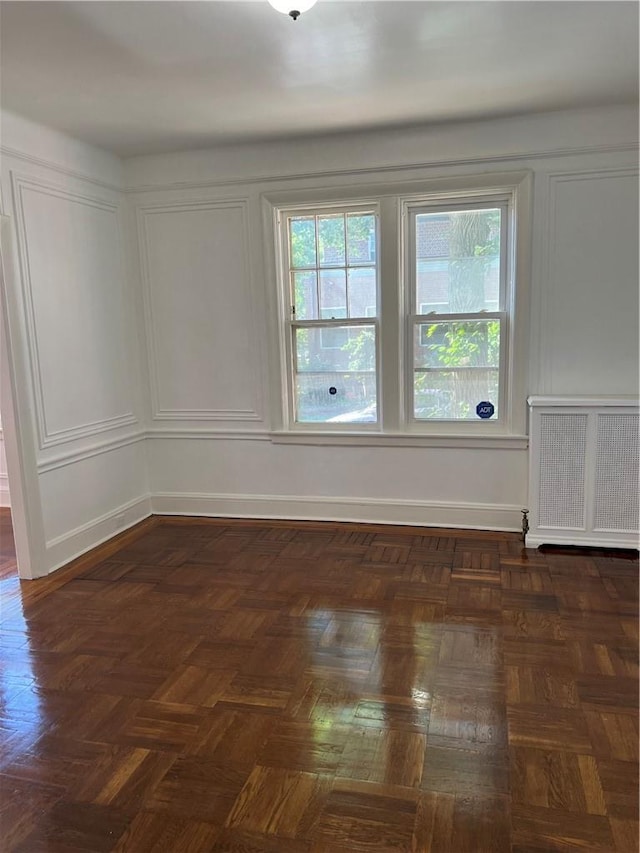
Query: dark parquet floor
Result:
<box><xmin>0</xmin><ymin>513</ymin><xmax>638</xmax><ymax>851</ymax></box>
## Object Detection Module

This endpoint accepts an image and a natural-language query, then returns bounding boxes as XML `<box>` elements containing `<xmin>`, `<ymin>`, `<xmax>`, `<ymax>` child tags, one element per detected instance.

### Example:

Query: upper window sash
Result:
<box><xmin>279</xmin><ymin>204</ymin><xmax>380</xmax><ymax>326</ymax></box>
<box><xmin>405</xmin><ymin>197</ymin><xmax>510</xmax><ymax>317</ymax></box>
<box><xmin>277</xmin><ymin>203</ymin><xmax>381</xmax><ymax>429</ymax></box>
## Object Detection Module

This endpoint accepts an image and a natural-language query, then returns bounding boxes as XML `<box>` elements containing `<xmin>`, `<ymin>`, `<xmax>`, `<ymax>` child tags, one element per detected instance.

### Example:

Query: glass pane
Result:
<box><xmin>290</xmin><ymin>216</ymin><xmax>316</xmax><ymax>268</ymax></box>
<box><xmin>319</xmin><ymin>269</ymin><xmax>347</xmax><ymax>319</ymax></box>
<box><xmin>413</xmin><ymin>319</ymin><xmax>500</xmax><ymax>420</ymax></box>
<box><xmin>347</xmin><ymin>214</ymin><xmax>376</xmax><ymax>264</ymax></box>
<box><xmin>294</xmin><ymin>325</ymin><xmax>377</xmax><ymax>423</ymax></box>
<box><xmin>348</xmin><ymin>267</ymin><xmax>376</xmax><ymax>318</ymax></box>
<box><xmin>293</xmin><ymin>271</ymin><xmax>318</xmax><ymax>320</ymax></box>
<box><xmin>295</xmin><ymin>373</ymin><xmax>377</xmax><ymax>423</ymax></box>
<box><xmin>414</xmin><ymin>369</ymin><xmax>500</xmax><ymax>420</ymax></box>
<box><xmin>295</xmin><ymin>325</ymin><xmax>376</xmax><ymax>372</ymax></box>
<box><xmin>319</xmin><ymin>327</ymin><xmax>349</xmax><ymax>349</ymax></box>
<box><xmin>415</xmin><ymin>208</ymin><xmax>501</xmax><ymax>313</ymax></box>
<box><xmin>318</xmin><ymin>215</ymin><xmax>346</xmax><ymax>266</ymax></box>
<box><xmin>414</xmin><ymin>320</ymin><xmax>500</xmax><ymax>369</ymax></box>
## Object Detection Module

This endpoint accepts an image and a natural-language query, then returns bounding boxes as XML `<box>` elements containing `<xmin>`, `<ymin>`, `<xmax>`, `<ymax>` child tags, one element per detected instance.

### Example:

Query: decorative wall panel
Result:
<box><xmin>138</xmin><ymin>201</ymin><xmax>262</xmax><ymax>422</ymax></box>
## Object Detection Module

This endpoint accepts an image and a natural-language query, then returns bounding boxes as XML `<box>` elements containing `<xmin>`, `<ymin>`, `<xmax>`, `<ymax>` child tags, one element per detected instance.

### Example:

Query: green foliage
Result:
<box><xmin>290</xmin><ymin>213</ymin><xmax>374</xmax><ymax>271</ymax></box>
<box><xmin>417</xmin><ymin>209</ymin><xmax>502</xmax><ymax>419</ymax></box>
<box><xmin>414</xmin><ymin>321</ymin><xmax>500</xmax><ymax>419</ymax></box>
<box><xmin>290</xmin><ymin>218</ymin><xmax>316</xmax><ymax>268</ymax></box>
<box><xmin>341</xmin><ymin>327</ymin><xmax>375</xmax><ymax>372</ymax></box>
<box><xmin>290</xmin><ymin>213</ymin><xmax>375</xmax><ymax>319</ymax></box>
<box><xmin>424</xmin><ymin>320</ymin><xmax>499</xmax><ymax>368</ymax></box>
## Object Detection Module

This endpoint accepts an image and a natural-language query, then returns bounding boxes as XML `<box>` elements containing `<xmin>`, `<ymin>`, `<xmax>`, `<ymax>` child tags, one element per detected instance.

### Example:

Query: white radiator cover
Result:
<box><xmin>527</xmin><ymin>397</ymin><xmax>639</xmax><ymax>549</ymax></box>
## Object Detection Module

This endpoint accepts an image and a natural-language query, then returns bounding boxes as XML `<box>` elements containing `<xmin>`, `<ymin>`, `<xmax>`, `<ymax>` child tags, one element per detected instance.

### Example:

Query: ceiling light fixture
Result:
<box><xmin>267</xmin><ymin>0</ymin><xmax>318</xmax><ymax>21</ymax></box>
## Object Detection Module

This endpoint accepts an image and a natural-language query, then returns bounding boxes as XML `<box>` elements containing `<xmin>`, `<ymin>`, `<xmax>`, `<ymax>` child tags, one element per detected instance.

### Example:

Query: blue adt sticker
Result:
<box><xmin>476</xmin><ymin>401</ymin><xmax>495</xmax><ymax>419</ymax></box>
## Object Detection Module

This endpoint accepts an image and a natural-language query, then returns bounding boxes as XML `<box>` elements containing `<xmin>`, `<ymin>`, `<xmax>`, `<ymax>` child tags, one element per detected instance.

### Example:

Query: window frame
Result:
<box><xmin>265</xmin><ymin>170</ymin><xmax>531</xmax><ymax>443</ymax></box>
<box><xmin>404</xmin><ymin>196</ymin><xmax>511</xmax><ymax>428</ymax></box>
<box><xmin>276</xmin><ymin>202</ymin><xmax>382</xmax><ymax>431</ymax></box>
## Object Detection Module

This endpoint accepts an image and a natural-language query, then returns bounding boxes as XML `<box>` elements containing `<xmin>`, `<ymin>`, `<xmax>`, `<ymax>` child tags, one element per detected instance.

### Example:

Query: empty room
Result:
<box><xmin>0</xmin><ymin>1</ymin><xmax>638</xmax><ymax>850</ymax></box>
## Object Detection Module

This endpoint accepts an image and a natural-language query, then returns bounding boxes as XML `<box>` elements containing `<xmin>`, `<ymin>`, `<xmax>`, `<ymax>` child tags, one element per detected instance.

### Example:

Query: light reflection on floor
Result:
<box><xmin>1</xmin><ymin>572</ymin><xmax>45</xmax><ymax>767</ymax></box>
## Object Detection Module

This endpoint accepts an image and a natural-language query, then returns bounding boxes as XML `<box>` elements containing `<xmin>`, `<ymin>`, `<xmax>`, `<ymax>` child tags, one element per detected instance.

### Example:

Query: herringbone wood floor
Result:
<box><xmin>0</xmin><ymin>513</ymin><xmax>638</xmax><ymax>852</ymax></box>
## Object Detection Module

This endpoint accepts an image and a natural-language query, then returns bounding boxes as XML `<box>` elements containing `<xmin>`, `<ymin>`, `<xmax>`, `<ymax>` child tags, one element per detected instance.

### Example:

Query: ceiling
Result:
<box><xmin>1</xmin><ymin>0</ymin><xmax>638</xmax><ymax>157</ymax></box>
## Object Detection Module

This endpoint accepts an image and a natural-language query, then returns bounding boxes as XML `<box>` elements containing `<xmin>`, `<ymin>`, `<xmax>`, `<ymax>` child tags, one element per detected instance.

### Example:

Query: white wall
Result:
<box><xmin>126</xmin><ymin>105</ymin><xmax>638</xmax><ymax>532</ymax></box>
<box><xmin>536</xmin><ymin>169</ymin><xmax>639</xmax><ymax>394</ymax></box>
<box><xmin>1</xmin><ymin>105</ymin><xmax>637</xmax><ymax>576</ymax></box>
<box><xmin>1</xmin><ymin>111</ymin><xmax>150</xmax><ymax>576</ymax></box>
<box><xmin>0</xmin><ymin>413</ymin><xmax>9</xmax><ymax>507</ymax></box>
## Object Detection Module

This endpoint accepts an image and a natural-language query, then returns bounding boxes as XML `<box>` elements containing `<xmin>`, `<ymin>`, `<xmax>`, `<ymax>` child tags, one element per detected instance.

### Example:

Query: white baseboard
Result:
<box><xmin>526</xmin><ymin>532</ymin><xmax>639</xmax><ymax>550</ymax></box>
<box><xmin>39</xmin><ymin>491</ymin><xmax>524</xmax><ymax>578</ymax></box>
<box><xmin>151</xmin><ymin>492</ymin><xmax>523</xmax><ymax>532</ymax></box>
<box><xmin>45</xmin><ymin>494</ymin><xmax>153</xmax><ymax>574</ymax></box>
<box><xmin>0</xmin><ymin>487</ymin><xmax>10</xmax><ymax>508</ymax></box>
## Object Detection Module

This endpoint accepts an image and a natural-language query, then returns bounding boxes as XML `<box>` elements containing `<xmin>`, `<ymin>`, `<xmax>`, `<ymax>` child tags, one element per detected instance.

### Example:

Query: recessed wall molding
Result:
<box><xmin>546</xmin><ymin>166</ymin><xmax>639</xmax><ymax>182</ymax></box>
<box><xmin>539</xmin><ymin>166</ymin><xmax>639</xmax><ymax>395</ymax></box>
<box><xmin>1</xmin><ymin>145</ymin><xmax>121</xmax><ymax>194</ymax></box>
<box><xmin>147</xmin><ymin>428</ymin><xmax>270</xmax><ymax>441</ymax></box>
<box><xmin>11</xmin><ymin>171</ymin><xmax>119</xmax><ymax>211</ymax></box>
<box><xmin>37</xmin><ymin>430</ymin><xmax>147</xmax><ymax>474</ymax></box>
<box><xmin>34</xmin><ymin>427</ymin><xmax>529</xmax><ymax>460</ymax></box>
<box><xmin>137</xmin><ymin>198</ymin><xmax>264</xmax><ymax>423</ymax></box>
<box><xmin>124</xmin><ymin>142</ymin><xmax>638</xmax><ymax>195</ymax></box>
<box><xmin>39</xmin><ymin>414</ymin><xmax>139</xmax><ymax>449</ymax></box>
<box><xmin>152</xmin><ymin>409</ymin><xmax>262</xmax><ymax>422</ymax></box>
<box><xmin>10</xmin><ymin>171</ymin><xmax>137</xmax><ymax>449</ymax></box>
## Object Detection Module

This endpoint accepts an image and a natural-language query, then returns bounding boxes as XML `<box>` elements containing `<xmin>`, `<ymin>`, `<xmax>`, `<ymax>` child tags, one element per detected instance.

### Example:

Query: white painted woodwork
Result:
<box><xmin>0</xmin><ymin>104</ymin><xmax>638</xmax><ymax>574</ymax></box>
<box><xmin>40</xmin><ymin>439</ymin><xmax>149</xmax><ymax>552</ymax></box>
<box><xmin>139</xmin><ymin>202</ymin><xmax>261</xmax><ymax>422</ymax></box>
<box><xmin>1</xmin><ymin>126</ymin><xmax>147</xmax><ymax>576</ymax></box>
<box><xmin>147</xmin><ymin>436</ymin><xmax>527</xmax><ymax>530</ymax></box>
<box><xmin>542</xmin><ymin>172</ymin><xmax>639</xmax><ymax>395</ymax></box>
<box><xmin>14</xmin><ymin>178</ymin><xmax>136</xmax><ymax>445</ymax></box>
<box><xmin>527</xmin><ymin>397</ymin><xmax>639</xmax><ymax>549</ymax></box>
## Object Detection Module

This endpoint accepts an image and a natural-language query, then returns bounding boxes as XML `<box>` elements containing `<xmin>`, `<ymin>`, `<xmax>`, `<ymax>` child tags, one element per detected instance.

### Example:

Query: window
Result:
<box><xmin>409</xmin><ymin>204</ymin><xmax>506</xmax><ymax>421</ymax></box>
<box><xmin>283</xmin><ymin>208</ymin><xmax>379</xmax><ymax>424</ymax></box>
<box><xmin>271</xmin><ymin>174</ymin><xmax>528</xmax><ymax>438</ymax></box>
<box><xmin>319</xmin><ymin>307</ymin><xmax>347</xmax><ymax>349</ymax></box>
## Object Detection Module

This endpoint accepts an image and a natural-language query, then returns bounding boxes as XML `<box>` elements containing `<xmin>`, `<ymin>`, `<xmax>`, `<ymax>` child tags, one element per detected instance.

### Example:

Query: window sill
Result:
<box><xmin>269</xmin><ymin>431</ymin><xmax>528</xmax><ymax>450</ymax></box>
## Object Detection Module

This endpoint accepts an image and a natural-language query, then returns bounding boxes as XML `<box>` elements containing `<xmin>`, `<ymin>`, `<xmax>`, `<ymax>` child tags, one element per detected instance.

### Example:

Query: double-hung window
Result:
<box><xmin>281</xmin><ymin>206</ymin><xmax>379</xmax><ymax>425</ymax></box>
<box><xmin>271</xmin><ymin>175</ymin><xmax>528</xmax><ymax>438</ymax></box>
<box><xmin>407</xmin><ymin>200</ymin><xmax>507</xmax><ymax>423</ymax></box>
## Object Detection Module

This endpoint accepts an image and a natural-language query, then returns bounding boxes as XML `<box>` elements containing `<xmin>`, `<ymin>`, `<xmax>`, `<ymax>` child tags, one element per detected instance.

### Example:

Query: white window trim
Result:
<box><xmin>404</xmin><ymin>196</ymin><xmax>509</xmax><ymax>429</ymax></box>
<box><xmin>275</xmin><ymin>202</ymin><xmax>381</xmax><ymax>431</ymax></box>
<box><xmin>262</xmin><ymin>170</ymin><xmax>532</xmax><ymax>445</ymax></box>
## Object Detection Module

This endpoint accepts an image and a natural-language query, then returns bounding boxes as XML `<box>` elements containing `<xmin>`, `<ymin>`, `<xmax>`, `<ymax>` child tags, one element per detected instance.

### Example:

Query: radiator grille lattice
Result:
<box><xmin>594</xmin><ymin>414</ymin><xmax>639</xmax><ymax>532</ymax></box>
<box><xmin>538</xmin><ymin>413</ymin><xmax>588</xmax><ymax>529</ymax></box>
